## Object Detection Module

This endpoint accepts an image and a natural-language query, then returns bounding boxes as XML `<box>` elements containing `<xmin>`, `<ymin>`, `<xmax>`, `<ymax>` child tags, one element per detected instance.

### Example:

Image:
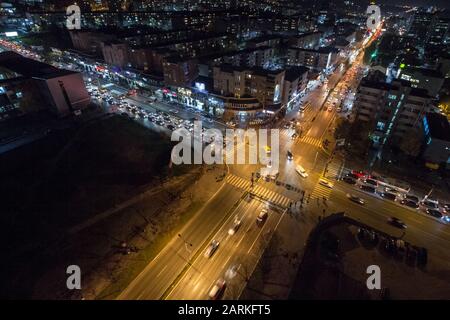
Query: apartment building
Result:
<box><xmin>287</xmin><ymin>47</ymin><xmax>339</xmax><ymax>71</ymax></box>
<box><xmin>213</xmin><ymin>64</ymin><xmax>285</xmax><ymax>111</ymax></box>
<box><xmin>355</xmin><ymin>78</ymin><xmax>431</xmax><ymax>147</ymax></box>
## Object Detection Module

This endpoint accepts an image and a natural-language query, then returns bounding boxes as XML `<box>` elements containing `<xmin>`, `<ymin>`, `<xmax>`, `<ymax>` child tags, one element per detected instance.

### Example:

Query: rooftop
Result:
<box><xmin>0</xmin><ymin>51</ymin><xmax>78</xmax><ymax>79</ymax></box>
<box><xmin>425</xmin><ymin>112</ymin><xmax>450</xmax><ymax>142</ymax></box>
<box><xmin>284</xmin><ymin>66</ymin><xmax>309</xmax><ymax>82</ymax></box>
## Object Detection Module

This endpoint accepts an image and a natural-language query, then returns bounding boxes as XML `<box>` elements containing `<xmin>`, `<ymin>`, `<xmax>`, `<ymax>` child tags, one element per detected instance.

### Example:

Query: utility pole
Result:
<box><xmin>178</xmin><ymin>233</ymin><xmax>193</xmax><ymax>254</ymax></box>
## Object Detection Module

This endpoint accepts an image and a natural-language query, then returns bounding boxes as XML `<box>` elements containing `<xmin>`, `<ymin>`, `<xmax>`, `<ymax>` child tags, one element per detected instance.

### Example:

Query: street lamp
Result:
<box><xmin>178</xmin><ymin>233</ymin><xmax>193</xmax><ymax>254</ymax></box>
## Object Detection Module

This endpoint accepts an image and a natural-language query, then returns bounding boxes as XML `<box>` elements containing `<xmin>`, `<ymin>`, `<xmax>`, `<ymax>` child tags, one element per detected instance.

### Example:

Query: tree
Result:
<box><xmin>334</xmin><ymin>119</ymin><xmax>351</xmax><ymax>140</ymax></box>
<box><xmin>399</xmin><ymin>129</ymin><xmax>423</xmax><ymax>157</ymax></box>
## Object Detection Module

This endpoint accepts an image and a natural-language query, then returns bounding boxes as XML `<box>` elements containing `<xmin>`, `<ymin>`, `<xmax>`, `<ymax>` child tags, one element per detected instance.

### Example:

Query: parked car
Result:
<box><xmin>426</xmin><ymin>209</ymin><xmax>442</xmax><ymax>218</ymax></box>
<box><xmin>343</xmin><ymin>176</ymin><xmax>357</xmax><ymax>185</ymax></box>
<box><xmin>360</xmin><ymin>185</ymin><xmax>376</xmax><ymax>193</ymax></box>
<box><xmin>401</xmin><ymin>199</ymin><xmax>419</xmax><ymax>209</ymax></box>
<box><xmin>381</xmin><ymin>192</ymin><xmax>396</xmax><ymax>201</ymax></box>
<box><xmin>364</xmin><ymin>178</ymin><xmax>378</xmax><ymax>186</ymax></box>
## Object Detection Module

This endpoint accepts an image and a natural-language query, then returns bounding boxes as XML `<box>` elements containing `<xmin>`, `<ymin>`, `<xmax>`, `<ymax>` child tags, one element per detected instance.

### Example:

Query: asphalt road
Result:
<box><xmin>120</xmin><ymin>30</ymin><xmax>450</xmax><ymax>300</ymax></box>
<box><xmin>117</xmin><ymin>183</ymin><xmax>243</xmax><ymax>300</ymax></box>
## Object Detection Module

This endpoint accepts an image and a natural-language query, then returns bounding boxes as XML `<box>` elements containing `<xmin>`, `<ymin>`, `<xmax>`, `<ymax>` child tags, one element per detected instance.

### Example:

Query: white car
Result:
<box><xmin>208</xmin><ymin>278</ymin><xmax>226</xmax><ymax>300</ymax></box>
<box><xmin>204</xmin><ymin>240</ymin><xmax>219</xmax><ymax>258</ymax></box>
<box><xmin>228</xmin><ymin>218</ymin><xmax>242</xmax><ymax>235</ymax></box>
<box><xmin>296</xmin><ymin>165</ymin><xmax>308</xmax><ymax>178</ymax></box>
<box><xmin>319</xmin><ymin>178</ymin><xmax>333</xmax><ymax>188</ymax></box>
<box><xmin>256</xmin><ymin>209</ymin><xmax>268</xmax><ymax>225</ymax></box>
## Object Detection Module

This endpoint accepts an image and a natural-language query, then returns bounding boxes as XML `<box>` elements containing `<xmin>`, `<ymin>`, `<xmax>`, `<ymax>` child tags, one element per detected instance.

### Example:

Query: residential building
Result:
<box><xmin>398</xmin><ymin>66</ymin><xmax>444</xmax><ymax>98</ymax></box>
<box><xmin>163</xmin><ymin>56</ymin><xmax>198</xmax><ymax>87</ymax></box>
<box><xmin>422</xmin><ymin>112</ymin><xmax>450</xmax><ymax>170</ymax></box>
<box><xmin>0</xmin><ymin>51</ymin><xmax>90</xmax><ymax>117</ymax></box>
<box><xmin>287</xmin><ymin>47</ymin><xmax>339</xmax><ymax>71</ymax></box>
<box><xmin>354</xmin><ymin>77</ymin><xmax>431</xmax><ymax>147</ymax></box>
<box><xmin>282</xmin><ymin>66</ymin><xmax>309</xmax><ymax>107</ymax></box>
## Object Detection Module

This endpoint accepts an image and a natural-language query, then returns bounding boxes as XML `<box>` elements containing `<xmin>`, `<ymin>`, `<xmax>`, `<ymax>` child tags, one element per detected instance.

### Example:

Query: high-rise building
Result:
<box><xmin>354</xmin><ymin>77</ymin><xmax>431</xmax><ymax>148</ymax></box>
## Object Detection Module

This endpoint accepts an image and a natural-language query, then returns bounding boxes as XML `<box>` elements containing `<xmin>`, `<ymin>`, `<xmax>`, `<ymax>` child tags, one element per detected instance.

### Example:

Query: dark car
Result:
<box><xmin>381</xmin><ymin>192</ymin><xmax>396</xmax><ymax>201</ymax></box>
<box><xmin>343</xmin><ymin>176</ymin><xmax>357</xmax><ymax>185</ymax></box>
<box><xmin>388</xmin><ymin>217</ymin><xmax>407</xmax><ymax>229</ymax></box>
<box><xmin>364</xmin><ymin>179</ymin><xmax>378</xmax><ymax>186</ymax></box>
<box><xmin>345</xmin><ymin>173</ymin><xmax>359</xmax><ymax>180</ymax></box>
<box><xmin>360</xmin><ymin>185</ymin><xmax>376</xmax><ymax>193</ymax></box>
<box><xmin>287</xmin><ymin>150</ymin><xmax>293</xmax><ymax>160</ymax></box>
<box><xmin>405</xmin><ymin>195</ymin><xmax>420</xmax><ymax>203</ymax></box>
<box><xmin>401</xmin><ymin>199</ymin><xmax>419</xmax><ymax>209</ymax></box>
<box><xmin>426</xmin><ymin>209</ymin><xmax>442</xmax><ymax>218</ymax></box>
<box><xmin>422</xmin><ymin>200</ymin><xmax>439</xmax><ymax>209</ymax></box>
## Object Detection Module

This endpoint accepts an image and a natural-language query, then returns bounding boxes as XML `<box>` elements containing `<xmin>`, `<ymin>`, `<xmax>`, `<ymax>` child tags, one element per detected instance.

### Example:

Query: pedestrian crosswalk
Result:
<box><xmin>324</xmin><ymin>158</ymin><xmax>344</xmax><ymax>179</ymax></box>
<box><xmin>280</xmin><ymin>129</ymin><xmax>323</xmax><ymax>148</ymax></box>
<box><xmin>310</xmin><ymin>181</ymin><xmax>333</xmax><ymax>200</ymax></box>
<box><xmin>225</xmin><ymin>174</ymin><xmax>293</xmax><ymax>208</ymax></box>
<box><xmin>226</xmin><ymin>174</ymin><xmax>252</xmax><ymax>190</ymax></box>
<box><xmin>298</xmin><ymin>136</ymin><xmax>322</xmax><ymax>147</ymax></box>
<box><xmin>251</xmin><ymin>185</ymin><xmax>292</xmax><ymax>208</ymax></box>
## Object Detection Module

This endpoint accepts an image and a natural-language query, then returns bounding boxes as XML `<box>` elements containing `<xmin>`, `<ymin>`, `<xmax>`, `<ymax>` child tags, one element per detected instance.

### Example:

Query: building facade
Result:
<box><xmin>354</xmin><ymin>78</ymin><xmax>431</xmax><ymax>147</ymax></box>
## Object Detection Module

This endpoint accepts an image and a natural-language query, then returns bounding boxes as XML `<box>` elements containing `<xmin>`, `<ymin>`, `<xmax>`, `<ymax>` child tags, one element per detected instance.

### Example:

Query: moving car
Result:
<box><xmin>287</xmin><ymin>150</ymin><xmax>293</xmax><ymax>161</ymax></box>
<box><xmin>208</xmin><ymin>278</ymin><xmax>226</xmax><ymax>300</ymax></box>
<box><xmin>204</xmin><ymin>240</ymin><xmax>220</xmax><ymax>258</ymax></box>
<box><xmin>346</xmin><ymin>193</ymin><xmax>365</xmax><ymax>205</ymax></box>
<box><xmin>228</xmin><ymin>218</ymin><xmax>242</xmax><ymax>235</ymax></box>
<box><xmin>319</xmin><ymin>178</ymin><xmax>333</xmax><ymax>188</ymax></box>
<box><xmin>296</xmin><ymin>165</ymin><xmax>308</xmax><ymax>178</ymax></box>
<box><xmin>257</xmin><ymin>209</ymin><xmax>268</xmax><ymax>225</ymax></box>
<box><xmin>387</xmin><ymin>217</ymin><xmax>407</xmax><ymax>229</ymax></box>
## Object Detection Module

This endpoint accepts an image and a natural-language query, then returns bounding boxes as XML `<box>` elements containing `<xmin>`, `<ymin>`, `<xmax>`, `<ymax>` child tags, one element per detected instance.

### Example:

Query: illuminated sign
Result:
<box><xmin>273</xmin><ymin>84</ymin><xmax>281</xmax><ymax>103</ymax></box>
<box><xmin>195</xmin><ymin>82</ymin><xmax>205</xmax><ymax>92</ymax></box>
<box><xmin>4</xmin><ymin>31</ymin><xmax>18</xmax><ymax>37</ymax></box>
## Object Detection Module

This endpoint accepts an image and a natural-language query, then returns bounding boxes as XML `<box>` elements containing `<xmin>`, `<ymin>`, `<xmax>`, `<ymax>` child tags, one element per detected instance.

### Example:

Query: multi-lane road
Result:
<box><xmin>3</xmin><ymin>30</ymin><xmax>449</xmax><ymax>300</ymax></box>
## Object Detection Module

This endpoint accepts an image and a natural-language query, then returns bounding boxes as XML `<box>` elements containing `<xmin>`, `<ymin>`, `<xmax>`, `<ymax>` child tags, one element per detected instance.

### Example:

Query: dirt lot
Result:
<box><xmin>0</xmin><ymin>115</ymin><xmax>226</xmax><ymax>299</ymax></box>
